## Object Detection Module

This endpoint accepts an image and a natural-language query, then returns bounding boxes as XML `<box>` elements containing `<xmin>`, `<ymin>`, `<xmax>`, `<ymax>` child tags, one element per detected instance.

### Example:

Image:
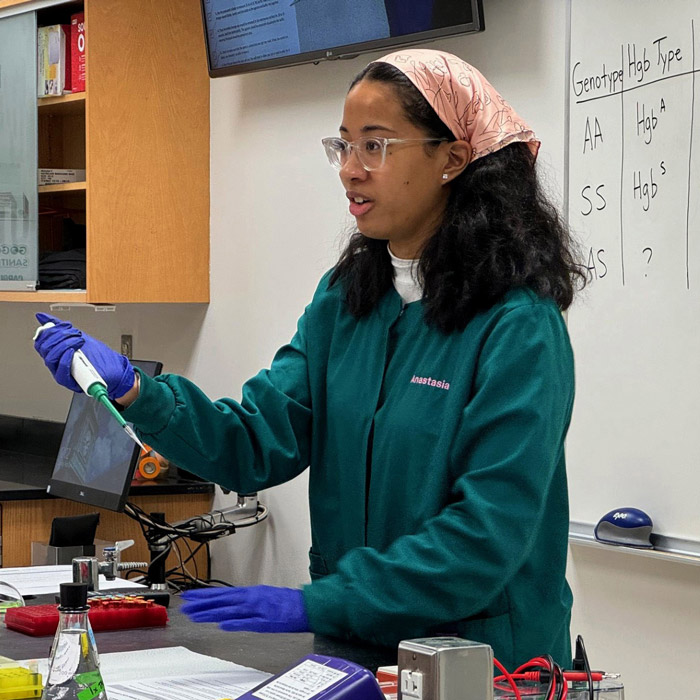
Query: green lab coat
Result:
<box><xmin>123</xmin><ymin>273</ymin><xmax>574</xmax><ymax>669</ymax></box>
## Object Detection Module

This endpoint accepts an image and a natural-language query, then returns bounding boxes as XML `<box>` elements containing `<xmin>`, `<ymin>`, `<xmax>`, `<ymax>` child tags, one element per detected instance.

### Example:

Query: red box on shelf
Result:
<box><xmin>4</xmin><ymin>597</ymin><xmax>168</xmax><ymax>636</ymax></box>
<box><xmin>71</xmin><ymin>12</ymin><xmax>86</xmax><ymax>93</ymax></box>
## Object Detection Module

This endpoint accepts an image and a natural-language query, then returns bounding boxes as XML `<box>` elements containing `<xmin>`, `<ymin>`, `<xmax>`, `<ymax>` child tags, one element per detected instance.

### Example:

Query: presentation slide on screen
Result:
<box><xmin>203</xmin><ymin>0</ymin><xmax>397</xmax><ymax>68</ymax></box>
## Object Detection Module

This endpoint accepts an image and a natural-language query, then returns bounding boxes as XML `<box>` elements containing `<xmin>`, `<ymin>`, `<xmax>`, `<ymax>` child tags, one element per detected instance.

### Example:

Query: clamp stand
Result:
<box><xmin>145</xmin><ymin>512</ymin><xmax>170</xmax><ymax>592</ymax></box>
<box><xmin>72</xmin><ymin>537</ymin><xmax>171</xmax><ymax>606</ymax></box>
<box><xmin>72</xmin><ymin>539</ymin><xmax>147</xmax><ymax>591</ymax></box>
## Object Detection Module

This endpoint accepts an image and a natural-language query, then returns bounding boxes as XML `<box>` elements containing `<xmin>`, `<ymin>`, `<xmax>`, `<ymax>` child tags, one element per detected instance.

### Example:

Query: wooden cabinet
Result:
<box><xmin>1</xmin><ymin>491</ymin><xmax>214</xmax><ymax>569</ymax></box>
<box><xmin>0</xmin><ymin>0</ymin><xmax>210</xmax><ymax>303</ymax></box>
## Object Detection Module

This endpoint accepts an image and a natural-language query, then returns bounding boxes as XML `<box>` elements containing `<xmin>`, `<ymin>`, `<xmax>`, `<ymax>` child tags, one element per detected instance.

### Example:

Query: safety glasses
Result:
<box><xmin>321</xmin><ymin>136</ymin><xmax>448</xmax><ymax>172</ymax></box>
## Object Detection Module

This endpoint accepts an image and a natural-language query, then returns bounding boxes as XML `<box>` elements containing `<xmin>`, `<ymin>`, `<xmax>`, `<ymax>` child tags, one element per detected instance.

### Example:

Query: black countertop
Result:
<box><xmin>0</xmin><ymin>594</ymin><xmax>396</xmax><ymax>674</ymax></box>
<box><xmin>0</xmin><ymin>414</ymin><xmax>214</xmax><ymax>501</ymax></box>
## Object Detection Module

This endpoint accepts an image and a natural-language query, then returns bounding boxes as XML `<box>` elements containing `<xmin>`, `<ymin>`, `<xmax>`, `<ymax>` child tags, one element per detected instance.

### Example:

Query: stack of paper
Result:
<box><xmin>33</xmin><ymin>647</ymin><xmax>271</xmax><ymax>700</ymax></box>
<box><xmin>0</xmin><ymin>565</ymin><xmax>145</xmax><ymax>596</ymax></box>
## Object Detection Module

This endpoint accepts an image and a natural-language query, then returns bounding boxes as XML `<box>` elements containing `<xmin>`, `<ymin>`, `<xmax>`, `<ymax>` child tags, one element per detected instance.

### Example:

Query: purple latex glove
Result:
<box><xmin>180</xmin><ymin>585</ymin><xmax>310</xmax><ymax>633</ymax></box>
<box><xmin>33</xmin><ymin>312</ymin><xmax>135</xmax><ymax>400</ymax></box>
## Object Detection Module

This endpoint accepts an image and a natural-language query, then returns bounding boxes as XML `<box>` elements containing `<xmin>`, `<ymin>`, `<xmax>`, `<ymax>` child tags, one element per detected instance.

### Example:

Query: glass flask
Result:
<box><xmin>42</xmin><ymin>582</ymin><xmax>107</xmax><ymax>700</ymax></box>
<box><xmin>0</xmin><ymin>580</ymin><xmax>24</xmax><ymax>617</ymax></box>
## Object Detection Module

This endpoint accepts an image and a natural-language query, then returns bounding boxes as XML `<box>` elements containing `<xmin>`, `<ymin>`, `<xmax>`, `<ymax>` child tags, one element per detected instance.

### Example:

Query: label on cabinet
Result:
<box><xmin>38</xmin><ymin>169</ymin><xmax>86</xmax><ymax>185</ymax></box>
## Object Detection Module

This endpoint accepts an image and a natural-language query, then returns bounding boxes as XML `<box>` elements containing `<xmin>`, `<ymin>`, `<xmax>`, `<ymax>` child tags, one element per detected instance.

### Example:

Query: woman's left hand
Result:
<box><xmin>180</xmin><ymin>584</ymin><xmax>310</xmax><ymax>633</ymax></box>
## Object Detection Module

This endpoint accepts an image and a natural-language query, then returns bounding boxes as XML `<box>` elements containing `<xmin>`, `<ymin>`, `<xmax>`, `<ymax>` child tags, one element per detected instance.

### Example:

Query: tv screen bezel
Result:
<box><xmin>46</xmin><ymin>359</ymin><xmax>163</xmax><ymax>513</ymax></box>
<box><xmin>201</xmin><ymin>0</ymin><xmax>485</xmax><ymax>78</ymax></box>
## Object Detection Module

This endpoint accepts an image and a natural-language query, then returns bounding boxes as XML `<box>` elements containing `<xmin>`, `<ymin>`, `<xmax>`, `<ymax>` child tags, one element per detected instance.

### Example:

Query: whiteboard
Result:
<box><xmin>566</xmin><ymin>0</ymin><xmax>700</xmax><ymax>540</ymax></box>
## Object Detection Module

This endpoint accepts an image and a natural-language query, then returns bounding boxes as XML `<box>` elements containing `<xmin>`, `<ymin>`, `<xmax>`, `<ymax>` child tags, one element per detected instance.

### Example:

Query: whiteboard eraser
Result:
<box><xmin>594</xmin><ymin>507</ymin><xmax>654</xmax><ymax>548</ymax></box>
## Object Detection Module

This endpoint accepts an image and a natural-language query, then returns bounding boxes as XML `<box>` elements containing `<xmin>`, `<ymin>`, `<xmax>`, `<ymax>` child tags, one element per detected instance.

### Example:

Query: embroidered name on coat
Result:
<box><xmin>410</xmin><ymin>375</ymin><xmax>450</xmax><ymax>391</ymax></box>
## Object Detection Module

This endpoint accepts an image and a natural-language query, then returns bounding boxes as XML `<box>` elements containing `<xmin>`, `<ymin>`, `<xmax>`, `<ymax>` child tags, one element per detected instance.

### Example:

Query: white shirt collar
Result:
<box><xmin>388</xmin><ymin>244</ymin><xmax>423</xmax><ymax>305</ymax></box>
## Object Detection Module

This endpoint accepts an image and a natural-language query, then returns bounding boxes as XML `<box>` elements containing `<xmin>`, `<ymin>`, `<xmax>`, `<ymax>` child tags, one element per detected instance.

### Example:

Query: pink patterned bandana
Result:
<box><xmin>374</xmin><ymin>49</ymin><xmax>540</xmax><ymax>163</ymax></box>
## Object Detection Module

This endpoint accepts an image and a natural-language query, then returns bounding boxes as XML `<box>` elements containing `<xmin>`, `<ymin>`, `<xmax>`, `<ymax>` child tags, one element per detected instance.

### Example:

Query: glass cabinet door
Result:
<box><xmin>0</xmin><ymin>11</ymin><xmax>38</xmax><ymax>291</ymax></box>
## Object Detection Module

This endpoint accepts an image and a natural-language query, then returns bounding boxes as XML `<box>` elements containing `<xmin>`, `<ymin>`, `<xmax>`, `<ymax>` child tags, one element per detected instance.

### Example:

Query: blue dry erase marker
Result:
<box><xmin>34</xmin><ymin>322</ymin><xmax>145</xmax><ymax>451</ymax></box>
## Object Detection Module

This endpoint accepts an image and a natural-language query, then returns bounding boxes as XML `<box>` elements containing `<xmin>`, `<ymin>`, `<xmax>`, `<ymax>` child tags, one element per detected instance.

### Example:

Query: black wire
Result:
<box><xmin>150</xmin><ymin>541</ymin><xmax>171</xmax><ymax>566</ymax></box>
<box><xmin>133</xmin><ymin>504</ymin><xmax>151</xmax><ymax>544</ymax></box>
<box><xmin>122</xmin><ymin>500</ymin><xmax>260</xmax><ymax>591</ymax></box>
<box><xmin>542</xmin><ymin>654</ymin><xmax>556</xmax><ymax>700</ymax></box>
<box><xmin>172</xmin><ymin>539</ymin><xmax>196</xmax><ymax>584</ymax></box>
<box><xmin>183</xmin><ymin>542</ymin><xmax>204</xmax><ymax>566</ymax></box>
<box><xmin>178</xmin><ymin>534</ymin><xmax>199</xmax><ymax>581</ymax></box>
<box><xmin>124</xmin><ymin>569</ymin><xmax>149</xmax><ymax>579</ymax></box>
<box><xmin>168</xmin><ymin>576</ymin><xmax>234</xmax><ymax>591</ymax></box>
<box><xmin>124</xmin><ymin>503</ymin><xmax>189</xmax><ymax>588</ymax></box>
<box><xmin>575</xmin><ymin>635</ymin><xmax>595</xmax><ymax>700</ymax></box>
<box><xmin>171</xmin><ymin>541</ymin><xmax>224</xmax><ymax>590</ymax></box>
<box><xmin>165</xmin><ymin>541</ymin><xmax>204</xmax><ymax>576</ymax></box>
<box><xmin>552</xmin><ymin>661</ymin><xmax>565</xmax><ymax>700</ymax></box>
<box><xmin>125</xmin><ymin>500</ymin><xmax>268</xmax><ymax>539</ymax></box>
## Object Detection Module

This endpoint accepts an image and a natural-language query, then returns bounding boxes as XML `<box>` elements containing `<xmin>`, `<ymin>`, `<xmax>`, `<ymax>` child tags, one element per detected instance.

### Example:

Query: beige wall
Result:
<box><xmin>1</xmin><ymin>1</ymin><xmax>699</xmax><ymax>697</ymax></box>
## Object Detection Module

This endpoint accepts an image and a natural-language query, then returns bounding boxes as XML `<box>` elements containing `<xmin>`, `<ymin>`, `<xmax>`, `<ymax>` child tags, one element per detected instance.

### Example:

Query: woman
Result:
<box><xmin>34</xmin><ymin>49</ymin><xmax>585</xmax><ymax>669</ymax></box>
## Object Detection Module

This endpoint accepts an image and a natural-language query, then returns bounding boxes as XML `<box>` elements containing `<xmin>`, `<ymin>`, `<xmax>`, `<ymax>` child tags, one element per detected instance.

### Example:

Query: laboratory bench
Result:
<box><xmin>0</xmin><ymin>414</ymin><xmax>215</xmax><ymax>568</ymax></box>
<box><xmin>0</xmin><ymin>416</ymin><xmax>394</xmax><ymax>675</ymax></box>
<box><xmin>0</xmin><ymin>593</ymin><xmax>396</xmax><ymax>674</ymax></box>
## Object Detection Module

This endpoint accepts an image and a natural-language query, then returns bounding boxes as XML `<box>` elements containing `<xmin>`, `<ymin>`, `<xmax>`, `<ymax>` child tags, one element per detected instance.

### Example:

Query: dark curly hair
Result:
<box><xmin>330</xmin><ymin>61</ymin><xmax>586</xmax><ymax>333</ymax></box>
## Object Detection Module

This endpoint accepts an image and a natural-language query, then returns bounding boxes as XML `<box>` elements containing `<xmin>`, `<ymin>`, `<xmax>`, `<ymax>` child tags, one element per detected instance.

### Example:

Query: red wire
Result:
<box><xmin>514</xmin><ymin>657</ymin><xmax>555</xmax><ymax>700</ymax></box>
<box><xmin>493</xmin><ymin>658</ymin><xmax>522</xmax><ymax>700</ymax></box>
<box><xmin>496</xmin><ymin>655</ymin><xmax>602</xmax><ymax>700</ymax></box>
<box><xmin>496</xmin><ymin>656</ymin><xmax>569</xmax><ymax>700</ymax></box>
<box><xmin>514</xmin><ymin>656</ymin><xmax>550</xmax><ymax>673</ymax></box>
<box><xmin>500</xmin><ymin>671</ymin><xmax>602</xmax><ymax>682</ymax></box>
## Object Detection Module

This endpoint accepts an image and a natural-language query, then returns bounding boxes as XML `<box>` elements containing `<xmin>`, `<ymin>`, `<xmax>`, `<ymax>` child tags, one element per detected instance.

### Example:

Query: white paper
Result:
<box><xmin>29</xmin><ymin>647</ymin><xmax>271</xmax><ymax>700</ymax></box>
<box><xmin>0</xmin><ymin>565</ymin><xmax>145</xmax><ymax>596</ymax></box>
<box><xmin>101</xmin><ymin>647</ymin><xmax>267</xmax><ymax>684</ymax></box>
<box><xmin>107</xmin><ymin>671</ymin><xmax>266</xmax><ymax>700</ymax></box>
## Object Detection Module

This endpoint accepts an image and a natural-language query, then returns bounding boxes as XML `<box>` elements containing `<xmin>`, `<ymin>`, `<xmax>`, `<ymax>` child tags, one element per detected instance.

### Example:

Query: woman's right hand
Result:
<box><xmin>33</xmin><ymin>312</ymin><xmax>136</xmax><ymax>400</ymax></box>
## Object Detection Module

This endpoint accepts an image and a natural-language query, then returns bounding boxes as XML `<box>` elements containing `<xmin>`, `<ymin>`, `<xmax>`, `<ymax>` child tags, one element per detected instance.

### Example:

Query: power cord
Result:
<box><xmin>122</xmin><ymin>501</ymin><xmax>267</xmax><ymax>591</ymax></box>
<box><xmin>123</xmin><ymin>499</ymin><xmax>268</xmax><ymax>542</ymax></box>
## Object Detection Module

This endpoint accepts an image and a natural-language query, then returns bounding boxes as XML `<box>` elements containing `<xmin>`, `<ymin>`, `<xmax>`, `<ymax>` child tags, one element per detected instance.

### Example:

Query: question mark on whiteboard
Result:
<box><xmin>643</xmin><ymin>247</ymin><xmax>653</xmax><ymax>277</ymax></box>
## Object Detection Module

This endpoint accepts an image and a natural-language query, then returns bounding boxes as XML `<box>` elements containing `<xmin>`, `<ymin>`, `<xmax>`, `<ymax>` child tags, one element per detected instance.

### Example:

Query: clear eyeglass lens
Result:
<box><xmin>324</xmin><ymin>138</ymin><xmax>347</xmax><ymax>169</ymax></box>
<box><xmin>323</xmin><ymin>137</ymin><xmax>386</xmax><ymax>171</ymax></box>
<box><xmin>358</xmin><ymin>138</ymin><xmax>385</xmax><ymax>169</ymax></box>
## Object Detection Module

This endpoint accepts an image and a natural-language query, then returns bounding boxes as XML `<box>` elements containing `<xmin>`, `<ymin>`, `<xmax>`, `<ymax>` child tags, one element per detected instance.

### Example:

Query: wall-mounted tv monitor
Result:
<box><xmin>47</xmin><ymin>360</ymin><xmax>163</xmax><ymax>512</ymax></box>
<box><xmin>201</xmin><ymin>0</ymin><xmax>485</xmax><ymax>78</ymax></box>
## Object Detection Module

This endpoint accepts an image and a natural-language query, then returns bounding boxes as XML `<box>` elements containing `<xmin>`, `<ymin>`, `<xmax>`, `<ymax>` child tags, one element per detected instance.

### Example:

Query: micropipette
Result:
<box><xmin>34</xmin><ymin>322</ymin><xmax>146</xmax><ymax>450</ymax></box>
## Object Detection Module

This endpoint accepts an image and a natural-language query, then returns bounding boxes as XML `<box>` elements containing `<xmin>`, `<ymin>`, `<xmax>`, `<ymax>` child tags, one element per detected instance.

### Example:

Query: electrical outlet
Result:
<box><xmin>121</xmin><ymin>335</ymin><xmax>133</xmax><ymax>359</ymax></box>
<box><xmin>400</xmin><ymin>670</ymin><xmax>423</xmax><ymax>699</ymax></box>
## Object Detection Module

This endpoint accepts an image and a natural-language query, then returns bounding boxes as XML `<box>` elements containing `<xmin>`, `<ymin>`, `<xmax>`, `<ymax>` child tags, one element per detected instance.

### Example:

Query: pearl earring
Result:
<box><xmin>442</xmin><ymin>174</ymin><xmax>449</xmax><ymax>180</ymax></box>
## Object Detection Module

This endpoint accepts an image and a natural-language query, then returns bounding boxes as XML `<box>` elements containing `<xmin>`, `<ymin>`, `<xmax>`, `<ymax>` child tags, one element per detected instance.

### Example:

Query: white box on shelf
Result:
<box><xmin>37</xmin><ymin>24</ymin><xmax>71</xmax><ymax>96</ymax></box>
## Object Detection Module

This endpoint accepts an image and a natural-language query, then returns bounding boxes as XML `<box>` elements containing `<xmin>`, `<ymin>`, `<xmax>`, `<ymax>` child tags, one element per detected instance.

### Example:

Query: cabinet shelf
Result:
<box><xmin>38</xmin><ymin>92</ymin><xmax>85</xmax><ymax>116</ymax></box>
<box><xmin>38</xmin><ymin>181</ymin><xmax>86</xmax><ymax>193</ymax></box>
<box><xmin>0</xmin><ymin>290</ymin><xmax>87</xmax><ymax>303</ymax></box>
<box><xmin>0</xmin><ymin>0</ymin><xmax>209</xmax><ymax>304</ymax></box>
